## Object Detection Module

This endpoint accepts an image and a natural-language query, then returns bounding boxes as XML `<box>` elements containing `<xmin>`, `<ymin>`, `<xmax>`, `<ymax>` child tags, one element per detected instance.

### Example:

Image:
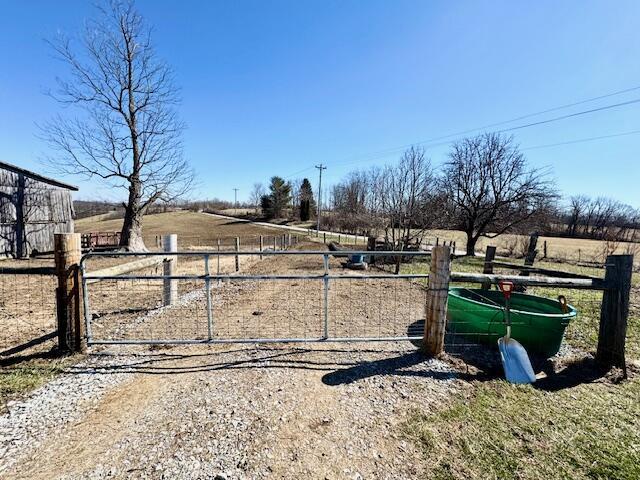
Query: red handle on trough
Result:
<box><xmin>498</xmin><ymin>280</ymin><xmax>514</xmax><ymax>299</ymax></box>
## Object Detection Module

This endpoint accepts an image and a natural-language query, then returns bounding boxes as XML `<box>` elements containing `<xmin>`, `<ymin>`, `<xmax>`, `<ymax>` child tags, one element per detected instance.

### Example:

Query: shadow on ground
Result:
<box><xmin>57</xmin><ymin>321</ymin><xmax>624</xmax><ymax>391</ymax></box>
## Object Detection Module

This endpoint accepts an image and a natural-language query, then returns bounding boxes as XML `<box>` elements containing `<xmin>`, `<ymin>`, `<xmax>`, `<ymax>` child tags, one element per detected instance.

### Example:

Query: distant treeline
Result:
<box><xmin>545</xmin><ymin>196</ymin><xmax>639</xmax><ymax>242</ymax></box>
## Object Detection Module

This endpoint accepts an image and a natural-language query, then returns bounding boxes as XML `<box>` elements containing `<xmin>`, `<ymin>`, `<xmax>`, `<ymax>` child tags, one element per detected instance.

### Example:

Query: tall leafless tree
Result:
<box><xmin>441</xmin><ymin>133</ymin><xmax>557</xmax><ymax>256</ymax></box>
<box><xmin>330</xmin><ymin>146</ymin><xmax>439</xmax><ymax>248</ymax></box>
<box><xmin>379</xmin><ymin>146</ymin><xmax>438</xmax><ymax>250</ymax></box>
<box><xmin>249</xmin><ymin>182</ymin><xmax>265</xmax><ymax>213</ymax></box>
<box><xmin>41</xmin><ymin>0</ymin><xmax>194</xmax><ymax>251</ymax></box>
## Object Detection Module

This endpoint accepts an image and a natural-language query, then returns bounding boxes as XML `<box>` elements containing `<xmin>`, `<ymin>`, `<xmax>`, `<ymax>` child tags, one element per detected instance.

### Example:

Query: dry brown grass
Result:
<box><xmin>426</xmin><ymin>229</ymin><xmax>640</xmax><ymax>264</ymax></box>
<box><xmin>76</xmin><ymin>211</ymin><xmax>287</xmax><ymax>248</ymax></box>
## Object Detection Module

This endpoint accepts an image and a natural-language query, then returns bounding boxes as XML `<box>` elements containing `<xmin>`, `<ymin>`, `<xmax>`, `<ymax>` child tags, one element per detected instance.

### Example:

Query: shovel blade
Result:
<box><xmin>498</xmin><ymin>337</ymin><xmax>536</xmax><ymax>384</ymax></box>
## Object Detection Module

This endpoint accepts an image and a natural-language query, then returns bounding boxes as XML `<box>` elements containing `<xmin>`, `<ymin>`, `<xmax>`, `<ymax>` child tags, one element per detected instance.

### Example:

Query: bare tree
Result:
<box><xmin>441</xmin><ymin>133</ymin><xmax>557</xmax><ymax>256</ymax></box>
<box><xmin>379</xmin><ymin>146</ymin><xmax>437</xmax><ymax>250</ymax></box>
<box><xmin>40</xmin><ymin>0</ymin><xmax>193</xmax><ymax>251</ymax></box>
<box><xmin>329</xmin><ymin>147</ymin><xmax>439</xmax><ymax>247</ymax></box>
<box><xmin>566</xmin><ymin>195</ymin><xmax>589</xmax><ymax>237</ymax></box>
<box><xmin>249</xmin><ymin>182</ymin><xmax>265</xmax><ymax>213</ymax></box>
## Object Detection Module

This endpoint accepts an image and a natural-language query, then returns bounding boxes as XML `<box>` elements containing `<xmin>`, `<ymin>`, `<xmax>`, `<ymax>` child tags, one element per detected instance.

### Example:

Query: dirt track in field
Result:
<box><xmin>2</xmin><ymin>242</ymin><xmax>458</xmax><ymax>479</ymax></box>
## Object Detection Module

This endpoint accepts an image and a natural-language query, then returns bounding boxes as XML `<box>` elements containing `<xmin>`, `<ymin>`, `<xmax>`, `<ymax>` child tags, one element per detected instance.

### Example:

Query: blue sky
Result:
<box><xmin>1</xmin><ymin>0</ymin><xmax>639</xmax><ymax>205</ymax></box>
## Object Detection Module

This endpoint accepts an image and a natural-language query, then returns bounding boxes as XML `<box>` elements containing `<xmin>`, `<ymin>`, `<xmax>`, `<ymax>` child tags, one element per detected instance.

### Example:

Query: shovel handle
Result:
<box><xmin>498</xmin><ymin>281</ymin><xmax>514</xmax><ymax>299</ymax></box>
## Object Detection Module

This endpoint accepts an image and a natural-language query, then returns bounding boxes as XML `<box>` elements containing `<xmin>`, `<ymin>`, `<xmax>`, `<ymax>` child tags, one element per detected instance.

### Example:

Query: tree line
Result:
<box><xmin>318</xmin><ymin>133</ymin><xmax>636</xmax><ymax>255</ymax></box>
<box><xmin>249</xmin><ymin>133</ymin><xmax>638</xmax><ymax>255</ymax></box>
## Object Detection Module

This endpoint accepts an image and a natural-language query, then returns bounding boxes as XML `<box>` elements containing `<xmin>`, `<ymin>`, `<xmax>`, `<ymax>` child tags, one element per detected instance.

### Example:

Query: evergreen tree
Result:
<box><xmin>262</xmin><ymin>176</ymin><xmax>292</xmax><ymax>219</ymax></box>
<box><xmin>298</xmin><ymin>178</ymin><xmax>315</xmax><ymax>221</ymax></box>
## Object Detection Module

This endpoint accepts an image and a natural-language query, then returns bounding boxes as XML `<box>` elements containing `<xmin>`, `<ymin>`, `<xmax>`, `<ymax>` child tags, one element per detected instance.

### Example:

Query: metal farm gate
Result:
<box><xmin>80</xmin><ymin>250</ymin><xmax>431</xmax><ymax>345</ymax></box>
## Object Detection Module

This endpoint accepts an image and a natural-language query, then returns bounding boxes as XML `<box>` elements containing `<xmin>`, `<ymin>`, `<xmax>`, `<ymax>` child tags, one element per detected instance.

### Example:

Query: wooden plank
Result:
<box><xmin>596</xmin><ymin>254</ymin><xmax>633</xmax><ymax>374</ymax></box>
<box><xmin>423</xmin><ymin>245</ymin><xmax>451</xmax><ymax>356</ymax></box>
<box><xmin>450</xmin><ymin>271</ymin><xmax>606</xmax><ymax>289</ymax></box>
<box><xmin>86</xmin><ymin>256</ymin><xmax>168</xmax><ymax>283</ymax></box>
<box><xmin>490</xmin><ymin>261</ymin><xmax>602</xmax><ymax>281</ymax></box>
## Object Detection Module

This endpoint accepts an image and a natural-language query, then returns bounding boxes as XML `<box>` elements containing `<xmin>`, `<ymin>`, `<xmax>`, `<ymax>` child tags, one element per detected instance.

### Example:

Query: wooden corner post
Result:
<box><xmin>163</xmin><ymin>234</ymin><xmax>178</xmax><ymax>306</ymax></box>
<box><xmin>55</xmin><ymin>233</ymin><xmax>86</xmax><ymax>353</ymax></box>
<box><xmin>596</xmin><ymin>254</ymin><xmax>633</xmax><ymax>374</ymax></box>
<box><xmin>423</xmin><ymin>245</ymin><xmax>451</xmax><ymax>356</ymax></box>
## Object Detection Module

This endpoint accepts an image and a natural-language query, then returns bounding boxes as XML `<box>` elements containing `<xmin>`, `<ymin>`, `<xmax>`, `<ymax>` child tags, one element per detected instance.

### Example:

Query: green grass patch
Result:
<box><xmin>0</xmin><ymin>355</ymin><xmax>76</xmax><ymax>410</ymax></box>
<box><xmin>405</xmin><ymin>379</ymin><xmax>640</xmax><ymax>480</ymax></box>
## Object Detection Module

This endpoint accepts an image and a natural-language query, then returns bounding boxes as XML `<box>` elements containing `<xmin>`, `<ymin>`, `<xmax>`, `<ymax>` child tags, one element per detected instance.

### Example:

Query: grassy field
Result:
<box><xmin>425</xmin><ymin>229</ymin><xmax>640</xmax><ymax>264</ymax></box>
<box><xmin>405</xmin><ymin>377</ymin><xmax>640</xmax><ymax>479</ymax></box>
<box><xmin>76</xmin><ymin>211</ymin><xmax>288</xmax><ymax>248</ymax></box>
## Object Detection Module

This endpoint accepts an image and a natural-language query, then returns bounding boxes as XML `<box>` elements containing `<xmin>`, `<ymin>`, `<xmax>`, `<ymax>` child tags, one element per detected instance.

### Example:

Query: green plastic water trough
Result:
<box><xmin>447</xmin><ymin>288</ymin><xmax>578</xmax><ymax>357</ymax></box>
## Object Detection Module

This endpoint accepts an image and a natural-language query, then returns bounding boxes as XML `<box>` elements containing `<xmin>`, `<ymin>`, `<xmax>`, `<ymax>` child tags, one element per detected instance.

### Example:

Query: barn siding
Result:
<box><xmin>0</xmin><ymin>168</ymin><xmax>75</xmax><ymax>257</ymax></box>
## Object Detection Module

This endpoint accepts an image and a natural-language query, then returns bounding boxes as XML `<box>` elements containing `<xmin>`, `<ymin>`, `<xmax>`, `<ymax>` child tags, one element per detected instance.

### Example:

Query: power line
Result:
<box><xmin>328</xmin><ymin>97</ymin><xmax>640</xmax><ymax>170</ymax></box>
<box><xmin>497</xmin><ymin>98</ymin><xmax>640</xmax><ymax>134</ymax></box>
<box><xmin>521</xmin><ymin>129</ymin><xmax>640</xmax><ymax>151</ymax></box>
<box><xmin>284</xmin><ymin>165</ymin><xmax>316</xmax><ymax>179</ymax></box>
<box><xmin>283</xmin><ymin>84</ymin><xmax>640</xmax><ymax>178</ymax></box>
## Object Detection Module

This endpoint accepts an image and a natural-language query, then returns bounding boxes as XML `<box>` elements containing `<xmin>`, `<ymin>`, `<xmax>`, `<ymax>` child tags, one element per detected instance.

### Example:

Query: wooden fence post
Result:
<box><xmin>423</xmin><ymin>245</ymin><xmax>451</xmax><ymax>356</ymax></box>
<box><xmin>235</xmin><ymin>237</ymin><xmax>240</xmax><ymax>272</ymax></box>
<box><xmin>273</xmin><ymin>235</ymin><xmax>277</xmax><ymax>250</ymax></box>
<box><xmin>481</xmin><ymin>246</ymin><xmax>496</xmax><ymax>290</ymax></box>
<box><xmin>323</xmin><ymin>232</ymin><xmax>326</xmax><ymax>243</ymax></box>
<box><xmin>524</xmin><ymin>233</ymin><xmax>539</xmax><ymax>266</ymax></box>
<box><xmin>163</xmin><ymin>234</ymin><xmax>178</xmax><ymax>306</ymax></box>
<box><xmin>543</xmin><ymin>240</ymin><xmax>548</xmax><ymax>259</ymax></box>
<box><xmin>367</xmin><ymin>236</ymin><xmax>376</xmax><ymax>266</ymax></box>
<box><xmin>259</xmin><ymin>235</ymin><xmax>263</xmax><ymax>260</ymax></box>
<box><xmin>596</xmin><ymin>254</ymin><xmax>633</xmax><ymax>374</ymax></box>
<box><xmin>54</xmin><ymin>233</ymin><xmax>85</xmax><ymax>353</ymax></box>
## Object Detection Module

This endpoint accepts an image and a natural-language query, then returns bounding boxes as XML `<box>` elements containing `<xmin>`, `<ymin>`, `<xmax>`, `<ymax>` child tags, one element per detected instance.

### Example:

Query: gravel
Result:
<box><xmin>1</xmin><ymin>343</ymin><xmax>459</xmax><ymax>479</ymax></box>
<box><xmin>0</xmin><ymin>355</ymin><xmax>134</xmax><ymax>475</ymax></box>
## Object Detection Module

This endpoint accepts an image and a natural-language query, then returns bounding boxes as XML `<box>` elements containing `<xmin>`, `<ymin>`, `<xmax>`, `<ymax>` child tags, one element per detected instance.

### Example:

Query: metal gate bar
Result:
<box><xmin>81</xmin><ymin>250</ymin><xmax>430</xmax><ymax>345</ymax></box>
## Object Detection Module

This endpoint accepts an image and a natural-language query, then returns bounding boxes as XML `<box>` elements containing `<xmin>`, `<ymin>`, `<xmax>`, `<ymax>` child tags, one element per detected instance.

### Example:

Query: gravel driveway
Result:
<box><xmin>1</xmin><ymin>244</ymin><xmax>460</xmax><ymax>479</ymax></box>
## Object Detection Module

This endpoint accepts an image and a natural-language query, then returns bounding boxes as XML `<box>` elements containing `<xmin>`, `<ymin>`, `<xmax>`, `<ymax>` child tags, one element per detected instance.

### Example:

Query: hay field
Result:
<box><xmin>424</xmin><ymin>229</ymin><xmax>640</xmax><ymax>263</ymax></box>
<box><xmin>76</xmin><ymin>211</ymin><xmax>288</xmax><ymax>249</ymax></box>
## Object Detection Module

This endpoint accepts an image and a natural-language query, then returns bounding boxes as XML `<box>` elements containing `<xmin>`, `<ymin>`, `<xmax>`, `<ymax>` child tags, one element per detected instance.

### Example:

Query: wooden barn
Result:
<box><xmin>0</xmin><ymin>161</ymin><xmax>77</xmax><ymax>258</ymax></box>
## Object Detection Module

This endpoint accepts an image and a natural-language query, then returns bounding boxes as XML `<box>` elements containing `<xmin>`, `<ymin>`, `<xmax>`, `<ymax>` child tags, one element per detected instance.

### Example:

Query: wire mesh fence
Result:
<box><xmin>168</xmin><ymin>234</ymin><xmax>302</xmax><ymax>251</ymax></box>
<box><xmin>0</xmin><ymin>259</ymin><xmax>57</xmax><ymax>355</ymax></box>
<box><xmin>81</xmin><ymin>250</ymin><xmax>430</xmax><ymax>344</ymax></box>
<box><xmin>444</xmin><ymin>255</ymin><xmax>609</xmax><ymax>359</ymax></box>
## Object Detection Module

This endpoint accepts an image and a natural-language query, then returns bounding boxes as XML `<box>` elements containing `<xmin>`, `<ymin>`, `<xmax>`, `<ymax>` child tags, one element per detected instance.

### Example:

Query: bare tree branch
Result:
<box><xmin>40</xmin><ymin>0</ymin><xmax>193</xmax><ymax>251</ymax></box>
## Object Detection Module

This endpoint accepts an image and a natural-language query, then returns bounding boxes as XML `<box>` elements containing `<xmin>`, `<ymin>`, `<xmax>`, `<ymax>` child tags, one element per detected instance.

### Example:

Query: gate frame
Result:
<box><xmin>80</xmin><ymin>249</ymin><xmax>432</xmax><ymax>345</ymax></box>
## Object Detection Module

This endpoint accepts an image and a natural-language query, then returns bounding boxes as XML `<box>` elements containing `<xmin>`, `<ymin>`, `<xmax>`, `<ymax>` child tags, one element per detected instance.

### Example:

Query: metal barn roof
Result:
<box><xmin>0</xmin><ymin>161</ymin><xmax>79</xmax><ymax>191</ymax></box>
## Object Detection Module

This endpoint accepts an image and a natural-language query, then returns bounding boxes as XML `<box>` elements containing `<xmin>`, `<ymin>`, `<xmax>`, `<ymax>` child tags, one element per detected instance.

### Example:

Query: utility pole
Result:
<box><xmin>233</xmin><ymin>188</ymin><xmax>239</xmax><ymax>209</ymax></box>
<box><xmin>315</xmin><ymin>164</ymin><xmax>326</xmax><ymax>236</ymax></box>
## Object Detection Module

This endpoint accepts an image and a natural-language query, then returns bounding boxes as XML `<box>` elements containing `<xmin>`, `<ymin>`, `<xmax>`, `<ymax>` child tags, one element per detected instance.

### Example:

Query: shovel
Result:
<box><xmin>497</xmin><ymin>281</ymin><xmax>536</xmax><ymax>384</ymax></box>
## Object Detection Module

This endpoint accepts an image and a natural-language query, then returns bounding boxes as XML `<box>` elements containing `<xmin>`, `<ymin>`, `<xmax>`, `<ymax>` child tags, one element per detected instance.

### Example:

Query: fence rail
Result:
<box><xmin>3</xmin><ymin>235</ymin><xmax>631</xmax><ymax>376</ymax></box>
<box><xmin>81</xmin><ymin>250</ymin><xmax>431</xmax><ymax>345</ymax></box>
